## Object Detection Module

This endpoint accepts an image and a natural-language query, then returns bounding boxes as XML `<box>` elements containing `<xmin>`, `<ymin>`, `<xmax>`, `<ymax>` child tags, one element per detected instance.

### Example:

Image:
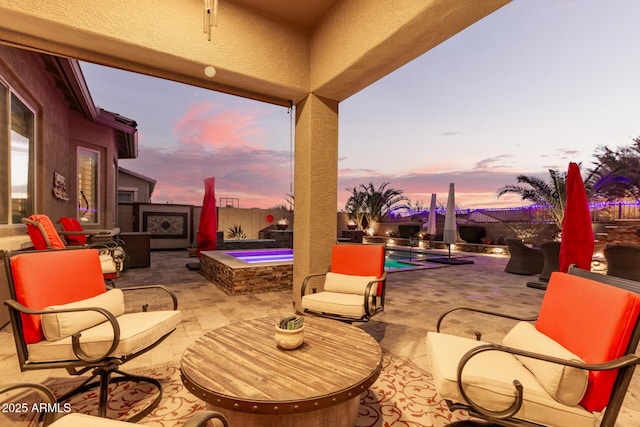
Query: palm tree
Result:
<box><xmin>497</xmin><ymin>169</ymin><xmax>567</xmax><ymax>230</ymax></box>
<box><xmin>344</xmin><ymin>187</ymin><xmax>366</xmax><ymax>229</ymax></box>
<box><xmin>344</xmin><ymin>182</ymin><xmax>409</xmax><ymax>230</ymax></box>
<box><xmin>359</xmin><ymin>182</ymin><xmax>409</xmax><ymax>227</ymax></box>
<box><xmin>497</xmin><ymin>165</ymin><xmax>621</xmax><ymax>230</ymax></box>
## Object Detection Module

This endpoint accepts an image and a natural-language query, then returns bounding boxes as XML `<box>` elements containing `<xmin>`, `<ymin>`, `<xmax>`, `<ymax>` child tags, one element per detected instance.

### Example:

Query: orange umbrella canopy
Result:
<box><xmin>559</xmin><ymin>162</ymin><xmax>594</xmax><ymax>272</ymax></box>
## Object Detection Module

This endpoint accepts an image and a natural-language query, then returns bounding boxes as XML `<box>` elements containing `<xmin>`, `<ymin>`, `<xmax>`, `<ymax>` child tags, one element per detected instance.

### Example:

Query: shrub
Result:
<box><xmin>398</xmin><ymin>224</ymin><xmax>421</xmax><ymax>239</ymax></box>
<box><xmin>227</xmin><ymin>224</ymin><xmax>247</xmax><ymax>240</ymax></box>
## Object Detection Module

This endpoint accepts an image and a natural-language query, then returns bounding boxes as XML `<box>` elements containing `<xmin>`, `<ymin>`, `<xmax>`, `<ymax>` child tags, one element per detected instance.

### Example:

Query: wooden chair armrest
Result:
<box><xmin>456</xmin><ymin>343</ymin><xmax>640</xmax><ymax>420</ymax></box>
<box><xmin>4</xmin><ymin>299</ymin><xmax>120</xmax><ymax>364</ymax></box>
<box><xmin>120</xmin><ymin>285</ymin><xmax>178</xmax><ymax>310</ymax></box>
<box><xmin>437</xmin><ymin>307</ymin><xmax>537</xmax><ymax>338</ymax></box>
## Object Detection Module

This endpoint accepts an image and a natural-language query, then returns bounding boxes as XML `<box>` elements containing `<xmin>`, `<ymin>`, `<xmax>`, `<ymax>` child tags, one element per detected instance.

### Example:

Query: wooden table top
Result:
<box><xmin>180</xmin><ymin>316</ymin><xmax>382</xmax><ymax>415</ymax></box>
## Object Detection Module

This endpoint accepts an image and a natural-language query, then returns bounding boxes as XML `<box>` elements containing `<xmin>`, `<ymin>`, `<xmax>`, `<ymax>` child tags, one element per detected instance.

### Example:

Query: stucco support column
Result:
<box><xmin>293</xmin><ymin>93</ymin><xmax>339</xmax><ymax>312</ymax></box>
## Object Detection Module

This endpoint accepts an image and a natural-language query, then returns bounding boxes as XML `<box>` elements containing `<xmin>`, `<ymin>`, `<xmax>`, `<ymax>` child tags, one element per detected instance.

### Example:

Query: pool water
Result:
<box><xmin>223</xmin><ymin>247</ymin><xmax>437</xmax><ymax>271</ymax></box>
<box><xmin>384</xmin><ymin>258</ymin><xmax>418</xmax><ymax>270</ymax></box>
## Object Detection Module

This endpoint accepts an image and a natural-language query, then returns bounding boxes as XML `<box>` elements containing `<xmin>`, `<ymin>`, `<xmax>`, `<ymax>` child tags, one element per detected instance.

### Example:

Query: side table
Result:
<box><xmin>119</xmin><ymin>232</ymin><xmax>151</xmax><ymax>268</ymax></box>
<box><xmin>181</xmin><ymin>316</ymin><xmax>382</xmax><ymax>427</ymax></box>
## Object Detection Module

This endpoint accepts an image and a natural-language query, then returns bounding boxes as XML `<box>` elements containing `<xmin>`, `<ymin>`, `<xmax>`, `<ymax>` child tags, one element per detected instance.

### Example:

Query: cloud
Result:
<box><xmin>473</xmin><ymin>154</ymin><xmax>513</xmax><ymax>170</ymax></box>
<box><xmin>174</xmin><ymin>102</ymin><xmax>264</xmax><ymax>150</ymax></box>
<box><xmin>125</xmin><ymin>102</ymin><xmax>549</xmax><ymax>211</ymax></box>
<box><xmin>440</xmin><ymin>131</ymin><xmax>462</xmax><ymax>136</ymax></box>
<box><xmin>337</xmin><ymin>167</ymin><xmax>548</xmax><ymax>210</ymax></box>
<box><xmin>120</xmin><ymin>104</ymin><xmax>292</xmax><ymax>208</ymax></box>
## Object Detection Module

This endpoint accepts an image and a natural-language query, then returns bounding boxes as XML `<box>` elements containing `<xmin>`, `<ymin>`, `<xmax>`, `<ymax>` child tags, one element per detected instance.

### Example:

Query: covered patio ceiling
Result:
<box><xmin>0</xmin><ymin>0</ymin><xmax>512</xmax><ymax>310</ymax></box>
<box><xmin>0</xmin><ymin>0</ymin><xmax>510</xmax><ymax>106</ymax></box>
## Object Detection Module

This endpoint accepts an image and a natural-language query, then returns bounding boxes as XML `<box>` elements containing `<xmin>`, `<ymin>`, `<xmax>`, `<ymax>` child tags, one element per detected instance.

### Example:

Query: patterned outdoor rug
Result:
<box><xmin>2</xmin><ymin>352</ymin><xmax>468</xmax><ymax>426</ymax></box>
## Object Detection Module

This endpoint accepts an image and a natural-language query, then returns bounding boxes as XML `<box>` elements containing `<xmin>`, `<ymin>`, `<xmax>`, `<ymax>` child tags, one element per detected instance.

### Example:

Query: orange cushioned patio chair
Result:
<box><xmin>300</xmin><ymin>243</ymin><xmax>387</xmax><ymax>322</ymax></box>
<box><xmin>22</xmin><ymin>214</ymin><xmax>124</xmax><ymax>283</ymax></box>
<box><xmin>58</xmin><ymin>216</ymin><xmax>124</xmax><ymax>248</ymax></box>
<box><xmin>425</xmin><ymin>266</ymin><xmax>640</xmax><ymax>427</ymax></box>
<box><xmin>2</xmin><ymin>248</ymin><xmax>182</xmax><ymax>422</ymax></box>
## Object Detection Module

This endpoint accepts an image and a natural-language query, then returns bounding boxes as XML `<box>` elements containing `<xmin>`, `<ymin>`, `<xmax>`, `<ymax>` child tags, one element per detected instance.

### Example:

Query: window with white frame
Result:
<box><xmin>77</xmin><ymin>147</ymin><xmax>100</xmax><ymax>223</ymax></box>
<box><xmin>118</xmin><ymin>190</ymin><xmax>135</xmax><ymax>203</ymax></box>
<box><xmin>0</xmin><ymin>82</ymin><xmax>35</xmax><ymax>225</ymax></box>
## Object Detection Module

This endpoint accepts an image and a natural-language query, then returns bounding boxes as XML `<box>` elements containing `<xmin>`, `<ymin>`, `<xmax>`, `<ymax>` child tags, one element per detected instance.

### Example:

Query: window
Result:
<box><xmin>0</xmin><ymin>83</ymin><xmax>35</xmax><ymax>225</ymax></box>
<box><xmin>118</xmin><ymin>190</ymin><xmax>135</xmax><ymax>203</ymax></box>
<box><xmin>77</xmin><ymin>147</ymin><xmax>100</xmax><ymax>223</ymax></box>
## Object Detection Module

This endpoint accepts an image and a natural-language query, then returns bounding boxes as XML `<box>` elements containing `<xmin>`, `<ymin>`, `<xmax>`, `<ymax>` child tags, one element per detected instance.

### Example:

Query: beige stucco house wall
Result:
<box><xmin>0</xmin><ymin>45</ymin><xmax>137</xmax><ymax>250</ymax></box>
<box><xmin>118</xmin><ymin>167</ymin><xmax>156</xmax><ymax>203</ymax></box>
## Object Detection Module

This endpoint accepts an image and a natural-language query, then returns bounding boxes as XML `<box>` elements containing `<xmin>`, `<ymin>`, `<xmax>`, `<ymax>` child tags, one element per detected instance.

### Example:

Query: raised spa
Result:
<box><xmin>199</xmin><ymin>248</ymin><xmax>294</xmax><ymax>295</ymax></box>
<box><xmin>224</xmin><ymin>249</ymin><xmax>293</xmax><ymax>263</ymax></box>
<box><xmin>199</xmin><ymin>247</ymin><xmax>441</xmax><ymax>295</ymax></box>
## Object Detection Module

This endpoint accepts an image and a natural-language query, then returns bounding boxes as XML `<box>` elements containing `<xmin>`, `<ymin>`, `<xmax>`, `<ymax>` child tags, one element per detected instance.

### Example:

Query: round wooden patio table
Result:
<box><xmin>180</xmin><ymin>316</ymin><xmax>382</xmax><ymax>427</ymax></box>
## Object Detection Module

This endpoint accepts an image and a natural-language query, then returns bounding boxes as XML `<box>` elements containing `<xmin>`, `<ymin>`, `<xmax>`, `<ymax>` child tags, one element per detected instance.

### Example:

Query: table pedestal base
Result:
<box><xmin>207</xmin><ymin>392</ymin><xmax>362</xmax><ymax>427</ymax></box>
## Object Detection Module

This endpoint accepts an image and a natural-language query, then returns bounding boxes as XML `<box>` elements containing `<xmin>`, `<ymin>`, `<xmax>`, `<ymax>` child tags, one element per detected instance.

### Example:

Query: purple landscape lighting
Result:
<box><xmin>225</xmin><ymin>249</ymin><xmax>293</xmax><ymax>263</ymax></box>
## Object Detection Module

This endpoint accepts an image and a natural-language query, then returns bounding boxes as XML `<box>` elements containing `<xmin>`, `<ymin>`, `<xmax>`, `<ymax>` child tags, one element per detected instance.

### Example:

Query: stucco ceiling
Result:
<box><xmin>232</xmin><ymin>0</ymin><xmax>341</xmax><ymax>29</ymax></box>
<box><xmin>0</xmin><ymin>1</ymin><xmax>512</xmax><ymax>106</ymax></box>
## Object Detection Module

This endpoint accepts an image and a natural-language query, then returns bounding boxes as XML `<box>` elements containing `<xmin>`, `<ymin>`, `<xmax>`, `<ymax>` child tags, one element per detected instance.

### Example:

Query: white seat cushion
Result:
<box><xmin>302</xmin><ymin>291</ymin><xmax>373</xmax><ymax>318</ymax></box>
<box><xmin>503</xmin><ymin>321</ymin><xmax>588</xmax><ymax>405</ymax></box>
<box><xmin>99</xmin><ymin>252</ymin><xmax>122</xmax><ymax>273</ymax></box>
<box><xmin>425</xmin><ymin>332</ymin><xmax>600</xmax><ymax>427</ymax></box>
<box><xmin>28</xmin><ymin>310</ymin><xmax>181</xmax><ymax>363</ymax></box>
<box><xmin>41</xmin><ymin>289</ymin><xmax>125</xmax><ymax>341</ymax></box>
<box><xmin>50</xmin><ymin>413</ymin><xmax>139</xmax><ymax>426</ymax></box>
<box><xmin>50</xmin><ymin>412</ymin><xmax>226</xmax><ymax>427</ymax></box>
<box><xmin>323</xmin><ymin>272</ymin><xmax>378</xmax><ymax>294</ymax></box>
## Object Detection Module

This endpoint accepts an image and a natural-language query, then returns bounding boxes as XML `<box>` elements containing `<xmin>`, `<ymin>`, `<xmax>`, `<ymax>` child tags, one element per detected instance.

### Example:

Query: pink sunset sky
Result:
<box><xmin>83</xmin><ymin>1</ymin><xmax>640</xmax><ymax>211</ymax></box>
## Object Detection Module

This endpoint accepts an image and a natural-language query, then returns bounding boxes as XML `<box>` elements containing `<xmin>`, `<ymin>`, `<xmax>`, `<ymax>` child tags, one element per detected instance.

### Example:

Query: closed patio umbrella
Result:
<box><xmin>430</xmin><ymin>183</ymin><xmax>473</xmax><ymax>265</ymax></box>
<box><xmin>559</xmin><ymin>162</ymin><xmax>594</xmax><ymax>272</ymax></box>
<box><xmin>426</xmin><ymin>193</ymin><xmax>437</xmax><ymax>241</ymax></box>
<box><xmin>187</xmin><ymin>177</ymin><xmax>217</xmax><ymax>271</ymax></box>
<box><xmin>443</xmin><ymin>183</ymin><xmax>457</xmax><ymax>248</ymax></box>
<box><xmin>198</xmin><ymin>177</ymin><xmax>218</xmax><ymax>254</ymax></box>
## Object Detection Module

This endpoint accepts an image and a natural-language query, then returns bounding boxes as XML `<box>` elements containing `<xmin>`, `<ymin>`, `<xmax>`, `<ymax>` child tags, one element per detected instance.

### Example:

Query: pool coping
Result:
<box><xmin>201</xmin><ymin>248</ymin><xmax>294</xmax><ymax>269</ymax></box>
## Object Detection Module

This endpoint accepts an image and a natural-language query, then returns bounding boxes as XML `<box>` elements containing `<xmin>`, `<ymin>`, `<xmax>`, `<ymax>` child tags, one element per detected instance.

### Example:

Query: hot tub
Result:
<box><xmin>199</xmin><ymin>248</ymin><xmax>293</xmax><ymax>295</ymax></box>
<box><xmin>223</xmin><ymin>248</ymin><xmax>293</xmax><ymax>263</ymax></box>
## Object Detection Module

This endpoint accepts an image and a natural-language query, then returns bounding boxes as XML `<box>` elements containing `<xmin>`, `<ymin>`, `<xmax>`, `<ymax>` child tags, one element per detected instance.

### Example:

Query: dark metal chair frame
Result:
<box><xmin>300</xmin><ymin>270</ymin><xmax>387</xmax><ymax>322</ymax></box>
<box><xmin>22</xmin><ymin>216</ymin><xmax>126</xmax><ymax>283</ymax></box>
<box><xmin>0</xmin><ymin>383</ymin><xmax>229</xmax><ymax>427</ymax></box>
<box><xmin>435</xmin><ymin>265</ymin><xmax>640</xmax><ymax>427</ymax></box>
<box><xmin>2</xmin><ymin>250</ymin><xmax>179</xmax><ymax>423</ymax></box>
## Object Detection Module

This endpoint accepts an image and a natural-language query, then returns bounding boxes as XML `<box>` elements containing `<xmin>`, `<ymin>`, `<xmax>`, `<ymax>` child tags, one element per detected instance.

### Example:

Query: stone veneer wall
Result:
<box><xmin>363</xmin><ymin>236</ymin><xmax>508</xmax><ymax>255</ymax></box>
<box><xmin>200</xmin><ymin>255</ymin><xmax>293</xmax><ymax>295</ymax></box>
<box><xmin>595</xmin><ymin>220</ymin><xmax>640</xmax><ymax>253</ymax></box>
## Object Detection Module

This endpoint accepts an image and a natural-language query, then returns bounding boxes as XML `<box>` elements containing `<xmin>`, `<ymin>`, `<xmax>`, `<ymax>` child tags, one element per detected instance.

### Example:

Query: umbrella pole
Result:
<box><xmin>448</xmin><ymin>244</ymin><xmax>451</xmax><ymax>259</ymax></box>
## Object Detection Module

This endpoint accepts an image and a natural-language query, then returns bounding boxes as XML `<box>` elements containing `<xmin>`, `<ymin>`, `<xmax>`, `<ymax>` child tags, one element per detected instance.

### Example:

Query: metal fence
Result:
<box><xmin>396</xmin><ymin>201</ymin><xmax>640</xmax><ymax>224</ymax></box>
<box><xmin>464</xmin><ymin>202</ymin><xmax>640</xmax><ymax>224</ymax></box>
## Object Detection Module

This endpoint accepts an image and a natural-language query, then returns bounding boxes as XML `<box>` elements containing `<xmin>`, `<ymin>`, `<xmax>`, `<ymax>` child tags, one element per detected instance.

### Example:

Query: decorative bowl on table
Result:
<box><xmin>274</xmin><ymin>322</ymin><xmax>304</xmax><ymax>350</ymax></box>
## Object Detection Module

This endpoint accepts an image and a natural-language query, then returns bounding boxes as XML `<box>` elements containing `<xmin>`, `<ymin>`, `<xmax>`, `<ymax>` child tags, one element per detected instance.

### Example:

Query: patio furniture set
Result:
<box><xmin>504</xmin><ymin>237</ymin><xmax>640</xmax><ymax>288</ymax></box>
<box><xmin>2</xmin><ymin>221</ymin><xmax>640</xmax><ymax>426</ymax></box>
